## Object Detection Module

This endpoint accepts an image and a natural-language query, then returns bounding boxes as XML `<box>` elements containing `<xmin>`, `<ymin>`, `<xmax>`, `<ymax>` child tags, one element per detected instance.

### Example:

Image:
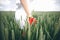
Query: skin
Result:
<box><xmin>20</xmin><ymin>0</ymin><xmax>32</xmax><ymax>17</ymax></box>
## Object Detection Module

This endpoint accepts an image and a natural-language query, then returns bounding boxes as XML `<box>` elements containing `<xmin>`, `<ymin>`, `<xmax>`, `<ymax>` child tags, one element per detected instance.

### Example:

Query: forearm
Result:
<box><xmin>20</xmin><ymin>0</ymin><xmax>31</xmax><ymax>17</ymax></box>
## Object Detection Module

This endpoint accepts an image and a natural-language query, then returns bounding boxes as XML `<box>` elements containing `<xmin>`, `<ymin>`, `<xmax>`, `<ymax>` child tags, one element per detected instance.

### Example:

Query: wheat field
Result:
<box><xmin>0</xmin><ymin>11</ymin><xmax>60</xmax><ymax>40</ymax></box>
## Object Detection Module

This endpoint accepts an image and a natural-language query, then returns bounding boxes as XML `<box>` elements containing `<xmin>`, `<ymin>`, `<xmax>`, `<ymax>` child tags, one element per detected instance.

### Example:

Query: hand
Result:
<box><xmin>28</xmin><ymin>17</ymin><xmax>37</xmax><ymax>25</ymax></box>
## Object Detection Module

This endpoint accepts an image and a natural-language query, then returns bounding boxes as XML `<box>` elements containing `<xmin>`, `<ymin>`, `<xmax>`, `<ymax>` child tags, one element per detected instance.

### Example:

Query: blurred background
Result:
<box><xmin>0</xmin><ymin>0</ymin><xmax>60</xmax><ymax>40</ymax></box>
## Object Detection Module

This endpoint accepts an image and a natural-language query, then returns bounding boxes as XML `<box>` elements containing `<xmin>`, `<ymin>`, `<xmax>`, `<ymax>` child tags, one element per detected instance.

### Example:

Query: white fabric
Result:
<box><xmin>15</xmin><ymin>8</ymin><xmax>27</xmax><ymax>29</ymax></box>
<box><xmin>15</xmin><ymin>0</ymin><xmax>28</xmax><ymax>29</ymax></box>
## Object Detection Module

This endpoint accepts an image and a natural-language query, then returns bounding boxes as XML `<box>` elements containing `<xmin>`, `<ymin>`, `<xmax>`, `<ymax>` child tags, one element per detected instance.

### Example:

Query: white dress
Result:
<box><xmin>15</xmin><ymin>0</ymin><xmax>27</xmax><ymax>29</ymax></box>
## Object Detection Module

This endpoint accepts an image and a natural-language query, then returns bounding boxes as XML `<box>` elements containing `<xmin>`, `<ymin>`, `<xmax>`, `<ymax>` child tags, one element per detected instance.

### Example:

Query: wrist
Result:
<box><xmin>27</xmin><ymin>14</ymin><xmax>33</xmax><ymax>18</ymax></box>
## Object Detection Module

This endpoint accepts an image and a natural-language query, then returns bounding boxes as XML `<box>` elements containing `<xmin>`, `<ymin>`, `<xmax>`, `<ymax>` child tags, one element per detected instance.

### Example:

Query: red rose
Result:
<box><xmin>29</xmin><ymin>17</ymin><xmax>37</xmax><ymax>25</ymax></box>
